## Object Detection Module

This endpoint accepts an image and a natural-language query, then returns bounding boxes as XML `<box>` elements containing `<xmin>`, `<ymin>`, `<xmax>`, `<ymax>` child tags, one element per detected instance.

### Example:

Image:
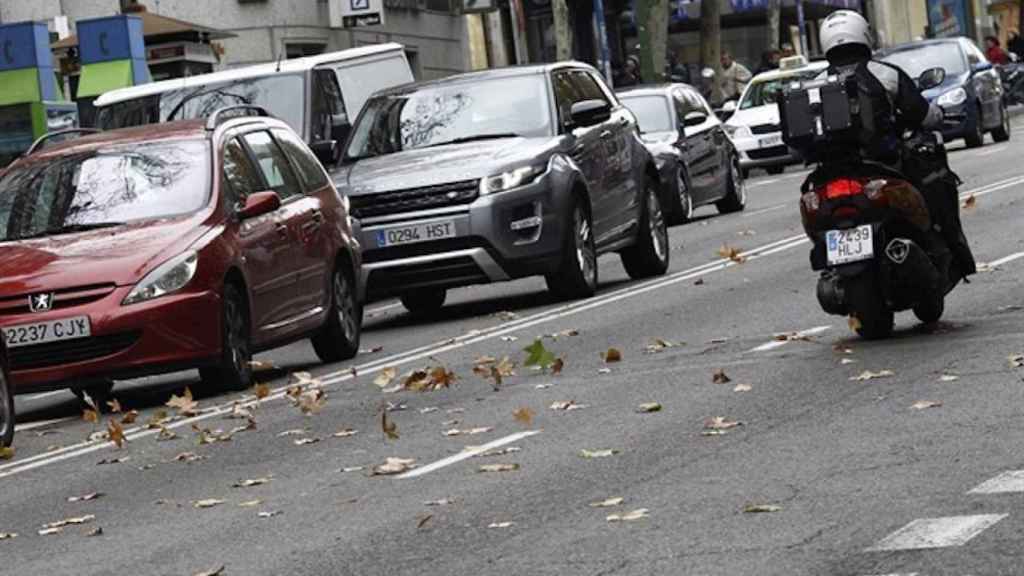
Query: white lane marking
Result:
<box><xmin>959</xmin><ymin>174</ymin><xmax>1024</xmax><ymax>201</ymax></box>
<box><xmin>750</xmin><ymin>178</ymin><xmax>781</xmax><ymax>187</ymax></box>
<box><xmin>974</xmin><ymin>145</ymin><xmax>1008</xmax><ymax>157</ymax></box>
<box><xmin>743</xmin><ymin>203</ymin><xmax>789</xmax><ymax>217</ymax></box>
<box><xmin>25</xmin><ymin>390</ymin><xmax>66</xmax><ymax>401</ymax></box>
<box><xmin>2</xmin><ymin>173</ymin><xmax>1022</xmax><ymax>478</ymax></box>
<box><xmin>396</xmin><ymin>430</ymin><xmax>541</xmax><ymax>480</ymax></box>
<box><xmin>866</xmin><ymin>514</ymin><xmax>1007</xmax><ymax>552</ymax></box>
<box><xmin>0</xmin><ymin>235</ymin><xmax>808</xmax><ymax>478</ymax></box>
<box><xmin>750</xmin><ymin>325</ymin><xmax>832</xmax><ymax>352</ymax></box>
<box><xmin>863</xmin><ymin>573</ymin><xmax>919</xmax><ymax>576</ymax></box>
<box><xmin>983</xmin><ymin>251</ymin><xmax>1024</xmax><ymax>269</ymax></box>
<box><xmin>14</xmin><ymin>417</ymin><xmax>76</xmax><ymax>432</ymax></box>
<box><xmin>969</xmin><ymin>470</ymin><xmax>1024</xmax><ymax>494</ymax></box>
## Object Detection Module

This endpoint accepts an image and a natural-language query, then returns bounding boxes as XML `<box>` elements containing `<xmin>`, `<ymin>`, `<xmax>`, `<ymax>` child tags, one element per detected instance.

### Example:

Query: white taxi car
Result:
<box><xmin>724</xmin><ymin>56</ymin><xmax>828</xmax><ymax>176</ymax></box>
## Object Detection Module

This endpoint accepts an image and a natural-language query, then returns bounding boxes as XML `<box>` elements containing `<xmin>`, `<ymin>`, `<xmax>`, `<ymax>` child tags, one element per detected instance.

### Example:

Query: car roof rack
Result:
<box><xmin>205</xmin><ymin>104</ymin><xmax>271</xmax><ymax>130</ymax></box>
<box><xmin>25</xmin><ymin>128</ymin><xmax>102</xmax><ymax>156</ymax></box>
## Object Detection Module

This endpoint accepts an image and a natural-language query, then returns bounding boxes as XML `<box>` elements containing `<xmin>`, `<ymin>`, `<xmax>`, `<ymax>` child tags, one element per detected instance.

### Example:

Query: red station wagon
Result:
<box><xmin>0</xmin><ymin>107</ymin><xmax>363</xmax><ymax>400</ymax></box>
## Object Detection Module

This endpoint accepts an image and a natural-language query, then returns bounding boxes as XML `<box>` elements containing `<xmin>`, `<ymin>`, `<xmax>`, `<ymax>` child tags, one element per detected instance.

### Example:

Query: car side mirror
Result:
<box><xmin>682</xmin><ymin>111</ymin><xmax>708</xmax><ymax>128</ymax></box>
<box><xmin>918</xmin><ymin>67</ymin><xmax>946</xmax><ymax>90</ymax></box>
<box><xmin>311</xmin><ymin>140</ymin><xmax>339</xmax><ymax>166</ymax></box>
<box><xmin>238</xmin><ymin>191</ymin><xmax>282</xmax><ymax>220</ymax></box>
<box><xmin>722</xmin><ymin>100</ymin><xmax>737</xmax><ymax>113</ymax></box>
<box><xmin>570</xmin><ymin>99</ymin><xmax>612</xmax><ymax>129</ymax></box>
<box><xmin>972</xmin><ymin>61</ymin><xmax>993</xmax><ymax>73</ymax></box>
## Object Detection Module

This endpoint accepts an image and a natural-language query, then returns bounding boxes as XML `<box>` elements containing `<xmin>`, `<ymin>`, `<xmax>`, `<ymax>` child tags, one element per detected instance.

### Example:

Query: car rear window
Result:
<box><xmin>0</xmin><ymin>139</ymin><xmax>211</xmax><ymax>241</ymax></box>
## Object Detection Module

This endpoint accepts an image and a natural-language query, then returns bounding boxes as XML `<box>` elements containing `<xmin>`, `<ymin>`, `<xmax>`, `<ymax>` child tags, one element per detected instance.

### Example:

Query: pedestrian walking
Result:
<box><xmin>720</xmin><ymin>50</ymin><xmax>752</xmax><ymax>102</ymax></box>
<box><xmin>616</xmin><ymin>55</ymin><xmax>641</xmax><ymax>88</ymax></box>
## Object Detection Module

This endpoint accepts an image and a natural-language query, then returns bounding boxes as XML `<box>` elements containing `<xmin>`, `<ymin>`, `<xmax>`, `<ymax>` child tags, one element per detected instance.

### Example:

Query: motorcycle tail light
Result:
<box><xmin>820</xmin><ymin>178</ymin><xmax>865</xmax><ymax>199</ymax></box>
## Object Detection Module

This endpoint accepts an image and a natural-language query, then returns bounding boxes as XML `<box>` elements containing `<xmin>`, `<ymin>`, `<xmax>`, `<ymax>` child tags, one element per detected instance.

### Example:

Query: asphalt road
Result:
<box><xmin>3</xmin><ymin>121</ymin><xmax>1024</xmax><ymax>576</ymax></box>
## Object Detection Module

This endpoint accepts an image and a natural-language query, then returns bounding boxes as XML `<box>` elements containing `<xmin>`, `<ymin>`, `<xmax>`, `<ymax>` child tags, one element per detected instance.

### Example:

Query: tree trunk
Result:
<box><xmin>766</xmin><ymin>0</ymin><xmax>781</xmax><ymax>50</ymax></box>
<box><xmin>552</xmin><ymin>0</ymin><xmax>573</xmax><ymax>61</ymax></box>
<box><xmin>636</xmin><ymin>0</ymin><xmax>670</xmax><ymax>83</ymax></box>
<box><xmin>700</xmin><ymin>0</ymin><xmax>723</xmax><ymax>105</ymax></box>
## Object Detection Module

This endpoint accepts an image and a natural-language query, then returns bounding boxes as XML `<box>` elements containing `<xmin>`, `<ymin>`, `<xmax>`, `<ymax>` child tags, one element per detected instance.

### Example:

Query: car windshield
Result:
<box><xmin>97</xmin><ymin>75</ymin><xmax>305</xmax><ymax>136</ymax></box>
<box><xmin>345</xmin><ymin>75</ymin><xmax>552</xmax><ymax>160</ymax></box>
<box><xmin>620</xmin><ymin>95</ymin><xmax>673</xmax><ymax>133</ymax></box>
<box><xmin>0</xmin><ymin>139</ymin><xmax>210</xmax><ymax>241</ymax></box>
<box><xmin>740</xmin><ymin>69</ymin><xmax>824</xmax><ymax>110</ymax></box>
<box><xmin>880</xmin><ymin>44</ymin><xmax>967</xmax><ymax>80</ymax></box>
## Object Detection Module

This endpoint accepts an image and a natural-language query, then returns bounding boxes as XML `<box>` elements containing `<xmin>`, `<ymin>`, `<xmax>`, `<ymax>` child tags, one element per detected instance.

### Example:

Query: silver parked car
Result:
<box><xmin>336</xmin><ymin>62</ymin><xmax>670</xmax><ymax>315</ymax></box>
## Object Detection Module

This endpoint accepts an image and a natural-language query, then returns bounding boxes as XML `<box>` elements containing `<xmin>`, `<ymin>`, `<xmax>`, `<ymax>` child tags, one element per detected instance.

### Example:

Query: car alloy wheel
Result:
<box><xmin>201</xmin><ymin>284</ymin><xmax>252</xmax><ymax>391</ymax></box>
<box><xmin>335</xmin><ymin>271</ymin><xmax>358</xmax><ymax>344</ymax></box>
<box><xmin>678</xmin><ymin>171</ymin><xmax>694</xmax><ymax>222</ymax></box>
<box><xmin>732</xmin><ymin>160</ymin><xmax>747</xmax><ymax>207</ymax></box>
<box><xmin>574</xmin><ymin>204</ymin><xmax>597</xmax><ymax>288</ymax></box>
<box><xmin>621</xmin><ymin>183</ymin><xmax>670</xmax><ymax>280</ymax></box>
<box><xmin>312</xmin><ymin>265</ymin><xmax>361</xmax><ymax>362</ymax></box>
<box><xmin>648</xmin><ymin>188</ymin><xmax>668</xmax><ymax>264</ymax></box>
<box><xmin>224</xmin><ymin>290</ymin><xmax>251</xmax><ymax>382</ymax></box>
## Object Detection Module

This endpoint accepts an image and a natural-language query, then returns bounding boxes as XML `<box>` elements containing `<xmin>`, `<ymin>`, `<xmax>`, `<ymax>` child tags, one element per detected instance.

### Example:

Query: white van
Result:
<box><xmin>93</xmin><ymin>43</ymin><xmax>413</xmax><ymax>165</ymax></box>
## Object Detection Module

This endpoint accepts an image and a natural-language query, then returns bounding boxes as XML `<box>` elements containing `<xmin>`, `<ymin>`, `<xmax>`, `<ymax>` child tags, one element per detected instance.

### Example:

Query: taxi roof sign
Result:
<box><xmin>779</xmin><ymin>55</ymin><xmax>809</xmax><ymax>71</ymax></box>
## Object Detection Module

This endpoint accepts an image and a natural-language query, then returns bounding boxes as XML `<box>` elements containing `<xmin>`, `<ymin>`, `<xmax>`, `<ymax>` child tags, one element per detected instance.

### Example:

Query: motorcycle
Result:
<box><xmin>785</xmin><ymin>67</ymin><xmax>967</xmax><ymax>339</ymax></box>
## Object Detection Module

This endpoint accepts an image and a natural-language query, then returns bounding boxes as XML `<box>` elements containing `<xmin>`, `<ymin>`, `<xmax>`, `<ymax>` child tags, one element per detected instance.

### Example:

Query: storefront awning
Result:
<box><xmin>76</xmin><ymin>60</ymin><xmax>134</xmax><ymax>98</ymax></box>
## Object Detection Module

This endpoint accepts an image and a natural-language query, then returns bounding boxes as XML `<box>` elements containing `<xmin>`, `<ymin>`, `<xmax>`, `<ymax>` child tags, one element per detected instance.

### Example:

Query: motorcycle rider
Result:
<box><xmin>817</xmin><ymin>10</ymin><xmax>976</xmax><ymax>279</ymax></box>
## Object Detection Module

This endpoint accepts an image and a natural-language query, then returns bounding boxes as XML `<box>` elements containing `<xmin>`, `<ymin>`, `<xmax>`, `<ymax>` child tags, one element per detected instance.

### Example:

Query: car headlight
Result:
<box><xmin>724</xmin><ymin>124</ymin><xmax>751</xmax><ymax>139</ymax></box>
<box><xmin>937</xmin><ymin>87</ymin><xmax>967</xmax><ymax>107</ymax></box>
<box><xmin>122</xmin><ymin>251</ymin><xmax>199</xmax><ymax>306</ymax></box>
<box><xmin>482</xmin><ymin>164</ymin><xmax>548</xmax><ymax>195</ymax></box>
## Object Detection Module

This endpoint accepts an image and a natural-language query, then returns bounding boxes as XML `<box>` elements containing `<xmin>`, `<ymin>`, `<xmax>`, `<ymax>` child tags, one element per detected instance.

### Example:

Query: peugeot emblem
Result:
<box><xmin>29</xmin><ymin>293</ymin><xmax>54</xmax><ymax>313</ymax></box>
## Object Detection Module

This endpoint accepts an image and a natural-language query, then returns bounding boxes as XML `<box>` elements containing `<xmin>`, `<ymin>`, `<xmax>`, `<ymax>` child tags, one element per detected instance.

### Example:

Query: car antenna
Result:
<box><xmin>275</xmin><ymin>29</ymin><xmax>285</xmax><ymax>73</ymax></box>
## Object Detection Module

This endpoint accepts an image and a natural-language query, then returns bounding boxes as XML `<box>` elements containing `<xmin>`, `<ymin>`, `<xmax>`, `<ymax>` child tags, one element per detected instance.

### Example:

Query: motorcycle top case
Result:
<box><xmin>780</xmin><ymin>74</ymin><xmax>858</xmax><ymax>162</ymax></box>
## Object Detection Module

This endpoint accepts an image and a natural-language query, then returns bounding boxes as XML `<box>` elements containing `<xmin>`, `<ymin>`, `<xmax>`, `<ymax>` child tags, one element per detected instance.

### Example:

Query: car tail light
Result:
<box><xmin>820</xmin><ymin>178</ymin><xmax>866</xmax><ymax>200</ymax></box>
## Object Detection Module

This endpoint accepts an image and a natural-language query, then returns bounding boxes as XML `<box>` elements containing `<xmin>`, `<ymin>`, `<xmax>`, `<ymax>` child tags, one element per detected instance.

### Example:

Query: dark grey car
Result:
<box><xmin>335</xmin><ymin>63</ymin><xmax>669</xmax><ymax>314</ymax></box>
<box><xmin>618</xmin><ymin>84</ymin><xmax>746</xmax><ymax>224</ymax></box>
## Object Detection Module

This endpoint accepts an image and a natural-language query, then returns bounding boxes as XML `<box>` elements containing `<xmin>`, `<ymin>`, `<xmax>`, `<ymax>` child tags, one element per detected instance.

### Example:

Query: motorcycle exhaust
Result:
<box><xmin>885</xmin><ymin>238</ymin><xmax>941</xmax><ymax>300</ymax></box>
<box><xmin>816</xmin><ymin>270</ymin><xmax>847</xmax><ymax>315</ymax></box>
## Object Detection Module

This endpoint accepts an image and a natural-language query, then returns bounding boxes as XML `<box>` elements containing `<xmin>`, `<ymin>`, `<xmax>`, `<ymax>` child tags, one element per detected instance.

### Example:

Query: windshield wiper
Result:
<box><xmin>15</xmin><ymin>222</ymin><xmax>125</xmax><ymax>240</ymax></box>
<box><xmin>423</xmin><ymin>133</ymin><xmax>522</xmax><ymax>148</ymax></box>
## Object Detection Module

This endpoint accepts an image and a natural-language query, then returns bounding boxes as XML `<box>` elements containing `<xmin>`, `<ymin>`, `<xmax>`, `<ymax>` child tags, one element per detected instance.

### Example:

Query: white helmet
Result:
<box><xmin>819</xmin><ymin>10</ymin><xmax>873</xmax><ymax>56</ymax></box>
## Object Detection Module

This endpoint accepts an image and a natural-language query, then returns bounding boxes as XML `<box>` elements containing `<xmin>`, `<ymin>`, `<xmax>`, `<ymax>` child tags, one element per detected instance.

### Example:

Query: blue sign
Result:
<box><xmin>0</xmin><ymin>22</ymin><xmax>52</xmax><ymax>72</ymax></box>
<box><xmin>927</xmin><ymin>0</ymin><xmax>969</xmax><ymax>38</ymax></box>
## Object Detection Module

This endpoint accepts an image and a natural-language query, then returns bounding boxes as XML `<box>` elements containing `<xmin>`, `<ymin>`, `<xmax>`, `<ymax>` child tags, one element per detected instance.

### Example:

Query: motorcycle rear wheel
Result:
<box><xmin>846</xmin><ymin>273</ymin><xmax>894</xmax><ymax>340</ymax></box>
<box><xmin>913</xmin><ymin>294</ymin><xmax>945</xmax><ymax>325</ymax></box>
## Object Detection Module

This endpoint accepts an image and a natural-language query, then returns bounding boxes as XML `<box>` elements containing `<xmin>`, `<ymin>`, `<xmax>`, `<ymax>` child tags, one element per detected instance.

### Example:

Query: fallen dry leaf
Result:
<box><xmin>40</xmin><ymin>515</ymin><xmax>95</xmax><ymax>532</ymax></box>
<box><xmin>68</xmin><ymin>492</ymin><xmax>103</xmax><ymax>503</ymax></box>
<box><xmin>372</xmin><ymin>457</ymin><xmax>416</xmax><ymax>476</ymax></box>
<box><xmin>193</xmin><ymin>565</ymin><xmax>226</xmax><ymax>576</ymax></box>
<box><xmin>911</xmin><ymin>400</ymin><xmax>943</xmax><ymax>410</ymax></box>
<box><xmin>417</xmin><ymin>514</ymin><xmax>433</xmax><ymax>529</ymax></box>
<box><xmin>85</xmin><ymin>526</ymin><xmax>103</xmax><ymax>537</ymax></box>
<box><xmin>340</xmin><ymin>466</ymin><xmax>365</xmax><ymax>473</ymax></box>
<box><xmin>0</xmin><ymin>532</ymin><xmax>16</xmax><ymax>540</ymax></box>
<box><xmin>173</xmin><ymin>452</ymin><xmax>203</xmax><ymax>463</ymax></box>
<box><xmin>607</xmin><ymin>509</ymin><xmax>649</xmax><ymax>522</ymax></box>
<box><xmin>442</xmin><ymin>427</ymin><xmax>493</xmax><ymax>437</ymax></box>
<box><xmin>0</xmin><ymin>447</ymin><xmax>14</xmax><ymax>460</ymax></box>
<box><xmin>488</xmin><ymin>521</ymin><xmax>515</xmax><ymax>528</ymax></box>
<box><xmin>478</xmin><ymin>463</ymin><xmax>520</xmax><ymax>473</ymax></box>
<box><xmin>424</xmin><ymin>498</ymin><xmax>454</xmax><ymax>507</ymax></box>
<box><xmin>1009</xmin><ymin>355</ymin><xmax>1024</xmax><ymax>369</ymax></box>
<box><xmin>277</xmin><ymin>429</ymin><xmax>306</xmax><ymax>437</ymax></box>
<box><xmin>82</xmin><ymin>409</ymin><xmax>99</xmax><ymax>424</ymax></box>
<box><xmin>333</xmin><ymin>429</ymin><xmax>358</xmax><ymax>438</ymax></box>
<box><xmin>472</xmin><ymin>446</ymin><xmax>522</xmax><ymax>458</ymax></box>
<box><xmin>145</xmin><ymin>410</ymin><xmax>172</xmax><ymax>430</ymax></box>
<box><xmin>107</xmin><ymin>419</ymin><xmax>126</xmax><ymax>449</ymax></box>
<box><xmin>500</xmin><ymin>335</ymin><xmax>518</xmax><ymax>343</ymax></box>
<box><xmin>551</xmin><ymin>357</ymin><xmax>565</xmax><ymax>375</ymax></box>
<box><xmin>963</xmin><ymin>194</ymin><xmax>976</xmax><ymax>210</ymax></box>
<box><xmin>232</xmin><ymin>477</ymin><xmax>270</xmax><ymax>488</ymax></box>
<box><xmin>249</xmin><ymin>360</ymin><xmax>277</xmax><ymax>372</ymax></box>
<box><xmin>253</xmin><ymin>382</ymin><xmax>271</xmax><ymax>400</ymax></box>
<box><xmin>848</xmin><ymin>315</ymin><xmax>863</xmax><ymax>332</ymax></box>
<box><xmin>294</xmin><ymin>389</ymin><xmax>326</xmax><ymax>415</ymax></box>
<box><xmin>590</xmin><ymin>497</ymin><xmax>624</xmax><ymax>508</ymax></box>
<box><xmin>513</xmin><ymin>407</ymin><xmax>535</xmax><ymax>426</ymax></box>
<box><xmin>597</xmin><ymin>368</ymin><xmax>612</xmax><ymax>375</ymax></box>
<box><xmin>712</xmin><ymin>369</ymin><xmax>732</xmax><ymax>384</ymax></box>
<box><xmin>238</xmin><ymin>499</ymin><xmax>263</xmax><ymax>507</ymax></box>
<box><xmin>257</xmin><ymin>511</ymin><xmax>281</xmax><ymax>519</ymax></box>
<box><xmin>166</xmin><ymin>388</ymin><xmax>199</xmax><ymax>416</ymax></box>
<box><xmin>120</xmin><ymin>410</ymin><xmax>139</xmax><ymax>425</ymax></box>
<box><xmin>96</xmin><ymin>456</ymin><xmax>129</xmax><ymax>465</ymax></box>
<box><xmin>580</xmin><ymin>449</ymin><xmax>619</xmax><ymax>459</ymax></box>
<box><xmin>717</xmin><ymin>244</ymin><xmax>746</xmax><ymax>263</ymax></box>
<box><xmin>193</xmin><ymin>499</ymin><xmax>225</xmax><ymax>509</ymax></box>
<box><xmin>602</xmin><ymin>348</ymin><xmax>622</xmax><ymax>363</ymax></box>
<box><xmin>840</xmin><ymin>358</ymin><xmax>857</xmax><ymax>365</ymax></box>
<box><xmin>374</xmin><ymin>367</ymin><xmax>398</xmax><ymax>390</ymax></box>
<box><xmin>939</xmin><ymin>374</ymin><xmax>960</xmax><ymax>382</ymax></box>
<box><xmin>704</xmin><ymin>416</ymin><xmax>742</xmax><ymax>431</ymax></box>
<box><xmin>106</xmin><ymin>398</ymin><xmax>122</xmax><ymax>414</ymax></box>
<box><xmin>645</xmin><ymin>339</ymin><xmax>679</xmax><ymax>354</ymax></box>
<box><xmin>743</xmin><ymin>504</ymin><xmax>782</xmax><ymax>513</ymax></box>
<box><xmin>733</xmin><ymin>384</ymin><xmax>752</xmax><ymax>393</ymax></box>
<box><xmin>293</xmin><ymin>437</ymin><xmax>320</xmax><ymax>446</ymax></box>
<box><xmin>381</xmin><ymin>411</ymin><xmax>399</xmax><ymax>440</ymax></box>
<box><xmin>636</xmin><ymin>402</ymin><xmax>662</xmax><ymax>413</ymax></box>
<box><xmin>549</xmin><ymin>400</ymin><xmax>585</xmax><ymax>411</ymax></box>
<box><xmin>850</xmin><ymin>370</ymin><xmax>895</xmax><ymax>381</ymax></box>
<box><xmin>157</xmin><ymin>426</ymin><xmax>178</xmax><ymax>442</ymax></box>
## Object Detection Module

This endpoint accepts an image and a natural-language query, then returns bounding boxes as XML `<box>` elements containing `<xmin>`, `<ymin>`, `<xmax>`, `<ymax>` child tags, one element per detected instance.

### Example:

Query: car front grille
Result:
<box><xmin>9</xmin><ymin>331</ymin><xmax>141</xmax><ymax>371</ymax></box>
<box><xmin>0</xmin><ymin>284</ymin><xmax>117</xmax><ymax>316</ymax></box>
<box><xmin>747</xmin><ymin>145</ymin><xmax>791</xmax><ymax>160</ymax></box>
<box><xmin>750</xmin><ymin>123</ymin><xmax>781</xmax><ymax>135</ymax></box>
<box><xmin>350</xmin><ymin>180</ymin><xmax>479</xmax><ymax>219</ymax></box>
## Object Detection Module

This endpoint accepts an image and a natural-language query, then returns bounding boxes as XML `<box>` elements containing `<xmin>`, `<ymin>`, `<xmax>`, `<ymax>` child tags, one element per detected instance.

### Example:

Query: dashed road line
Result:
<box><xmin>396</xmin><ymin>430</ymin><xmax>541</xmax><ymax>480</ymax></box>
<box><xmin>969</xmin><ymin>470</ymin><xmax>1024</xmax><ymax>494</ymax></box>
<box><xmin>866</xmin><ymin>514</ymin><xmax>1007</xmax><ymax>552</ymax></box>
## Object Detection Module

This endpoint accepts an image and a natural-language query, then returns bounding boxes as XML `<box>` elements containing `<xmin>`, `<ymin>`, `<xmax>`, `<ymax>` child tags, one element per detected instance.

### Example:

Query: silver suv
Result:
<box><xmin>336</xmin><ymin>62</ymin><xmax>670</xmax><ymax>314</ymax></box>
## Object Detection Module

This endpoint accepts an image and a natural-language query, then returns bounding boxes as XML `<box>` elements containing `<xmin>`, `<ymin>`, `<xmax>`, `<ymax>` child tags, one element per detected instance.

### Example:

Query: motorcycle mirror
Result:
<box><xmin>918</xmin><ymin>67</ymin><xmax>946</xmax><ymax>91</ymax></box>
